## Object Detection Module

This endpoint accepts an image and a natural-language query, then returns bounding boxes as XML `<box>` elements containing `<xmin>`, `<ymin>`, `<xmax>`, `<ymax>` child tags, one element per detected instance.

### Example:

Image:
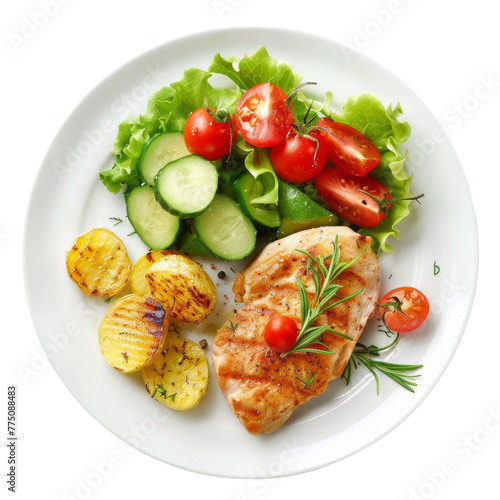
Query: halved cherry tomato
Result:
<box><xmin>264</xmin><ymin>315</ymin><xmax>298</xmax><ymax>353</ymax></box>
<box><xmin>184</xmin><ymin>107</ymin><xmax>236</xmax><ymax>161</ymax></box>
<box><xmin>314</xmin><ymin>166</ymin><xmax>391</xmax><ymax>227</ymax></box>
<box><xmin>270</xmin><ymin>131</ymin><xmax>328</xmax><ymax>183</ymax></box>
<box><xmin>378</xmin><ymin>287</ymin><xmax>429</xmax><ymax>333</ymax></box>
<box><xmin>316</xmin><ymin>117</ymin><xmax>381</xmax><ymax>176</ymax></box>
<box><xmin>236</xmin><ymin>83</ymin><xmax>294</xmax><ymax>148</ymax></box>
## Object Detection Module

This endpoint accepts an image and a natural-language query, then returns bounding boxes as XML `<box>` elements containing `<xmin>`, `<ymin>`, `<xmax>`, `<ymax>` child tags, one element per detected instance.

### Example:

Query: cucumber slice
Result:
<box><xmin>194</xmin><ymin>194</ymin><xmax>257</xmax><ymax>261</ymax></box>
<box><xmin>137</xmin><ymin>132</ymin><xmax>190</xmax><ymax>186</ymax></box>
<box><xmin>126</xmin><ymin>185</ymin><xmax>183</xmax><ymax>250</ymax></box>
<box><xmin>154</xmin><ymin>155</ymin><xmax>218</xmax><ymax>218</ymax></box>
<box><xmin>234</xmin><ymin>173</ymin><xmax>281</xmax><ymax>228</ymax></box>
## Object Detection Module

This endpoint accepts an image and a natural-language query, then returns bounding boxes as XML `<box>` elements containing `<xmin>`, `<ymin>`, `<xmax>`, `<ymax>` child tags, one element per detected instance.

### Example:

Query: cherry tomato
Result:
<box><xmin>314</xmin><ymin>167</ymin><xmax>391</xmax><ymax>227</ymax></box>
<box><xmin>184</xmin><ymin>108</ymin><xmax>236</xmax><ymax>161</ymax></box>
<box><xmin>316</xmin><ymin>117</ymin><xmax>381</xmax><ymax>176</ymax></box>
<box><xmin>236</xmin><ymin>83</ymin><xmax>294</xmax><ymax>148</ymax></box>
<box><xmin>378</xmin><ymin>287</ymin><xmax>429</xmax><ymax>333</ymax></box>
<box><xmin>270</xmin><ymin>131</ymin><xmax>328</xmax><ymax>183</ymax></box>
<box><xmin>264</xmin><ymin>315</ymin><xmax>298</xmax><ymax>353</ymax></box>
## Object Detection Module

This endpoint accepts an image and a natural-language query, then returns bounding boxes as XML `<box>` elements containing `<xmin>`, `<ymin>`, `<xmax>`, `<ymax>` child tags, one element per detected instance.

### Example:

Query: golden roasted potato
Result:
<box><xmin>142</xmin><ymin>333</ymin><xmax>209</xmax><ymax>410</ymax></box>
<box><xmin>66</xmin><ymin>228</ymin><xmax>131</xmax><ymax>297</ymax></box>
<box><xmin>130</xmin><ymin>249</ymin><xmax>183</xmax><ymax>295</ymax></box>
<box><xmin>145</xmin><ymin>254</ymin><xmax>216</xmax><ymax>323</ymax></box>
<box><xmin>98</xmin><ymin>294</ymin><xmax>169</xmax><ymax>373</ymax></box>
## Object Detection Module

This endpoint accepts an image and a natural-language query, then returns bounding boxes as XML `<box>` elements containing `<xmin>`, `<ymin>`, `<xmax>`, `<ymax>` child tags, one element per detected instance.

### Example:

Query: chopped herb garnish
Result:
<box><xmin>342</xmin><ymin>333</ymin><xmax>423</xmax><ymax>394</ymax></box>
<box><xmin>109</xmin><ymin>216</ymin><xmax>123</xmax><ymax>226</ymax></box>
<box><xmin>358</xmin><ymin>190</ymin><xmax>424</xmax><ymax>216</ymax></box>
<box><xmin>151</xmin><ymin>384</ymin><xmax>177</xmax><ymax>401</ymax></box>
<box><xmin>296</xmin><ymin>372</ymin><xmax>315</xmax><ymax>387</ymax></box>
<box><xmin>434</xmin><ymin>261</ymin><xmax>441</xmax><ymax>275</ymax></box>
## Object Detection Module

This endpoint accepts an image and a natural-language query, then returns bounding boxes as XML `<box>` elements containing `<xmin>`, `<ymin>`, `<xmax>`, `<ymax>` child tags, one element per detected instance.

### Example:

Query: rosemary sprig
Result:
<box><xmin>342</xmin><ymin>333</ymin><xmax>423</xmax><ymax>394</ymax></box>
<box><xmin>281</xmin><ymin>236</ymin><xmax>365</xmax><ymax>358</ymax></box>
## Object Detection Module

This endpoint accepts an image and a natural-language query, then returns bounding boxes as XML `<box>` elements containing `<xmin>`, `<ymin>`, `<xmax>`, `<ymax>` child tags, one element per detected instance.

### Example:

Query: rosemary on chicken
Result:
<box><xmin>341</xmin><ymin>330</ymin><xmax>423</xmax><ymax>394</ymax></box>
<box><xmin>281</xmin><ymin>236</ymin><xmax>365</xmax><ymax>358</ymax></box>
<box><xmin>279</xmin><ymin>236</ymin><xmax>424</xmax><ymax>393</ymax></box>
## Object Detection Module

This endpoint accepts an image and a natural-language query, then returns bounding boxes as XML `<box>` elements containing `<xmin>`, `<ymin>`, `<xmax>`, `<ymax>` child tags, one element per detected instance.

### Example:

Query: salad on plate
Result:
<box><xmin>100</xmin><ymin>45</ymin><xmax>418</xmax><ymax>255</ymax></box>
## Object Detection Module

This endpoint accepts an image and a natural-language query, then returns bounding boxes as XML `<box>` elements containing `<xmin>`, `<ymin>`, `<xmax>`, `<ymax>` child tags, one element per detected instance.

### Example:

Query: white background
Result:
<box><xmin>2</xmin><ymin>1</ymin><xmax>498</xmax><ymax>499</ymax></box>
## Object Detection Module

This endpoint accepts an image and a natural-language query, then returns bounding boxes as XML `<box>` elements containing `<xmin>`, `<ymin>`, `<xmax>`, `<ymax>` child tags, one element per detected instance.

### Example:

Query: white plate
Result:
<box><xmin>24</xmin><ymin>28</ymin><xmax>477</xmax><ymax>478</ymax></box>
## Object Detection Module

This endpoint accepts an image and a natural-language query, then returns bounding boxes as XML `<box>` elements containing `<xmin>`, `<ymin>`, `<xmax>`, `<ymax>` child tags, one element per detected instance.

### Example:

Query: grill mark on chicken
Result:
<box><xmin>213</xmin><ymin>226</ymin><xmax>380</xmax><ymax>435</ymax></box>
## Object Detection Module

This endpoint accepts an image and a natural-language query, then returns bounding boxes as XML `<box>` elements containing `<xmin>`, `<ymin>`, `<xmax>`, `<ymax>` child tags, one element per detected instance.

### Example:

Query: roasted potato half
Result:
<box><xmin>66</xmin><ymin>228</ymin><xmax>131</xmax><ymax>297</ymax></box>
<box><xmin>145</xmin><ymin>254</ymin><xmax>216</xmax><ymax>323</ymax></box>
<box><xmin>130</xmin><ymin>249</ymin><xmax>183</xmax><ymax>295</ymax></box>
<box><xmin>142</xmin><ymin>333</ymin><xmax>209</xmax><ymax>410</ymax></box>
<box><xmin>98</xmin><ymin>294</ymin><xmax>169</xmax><ymax>373</ymax></box>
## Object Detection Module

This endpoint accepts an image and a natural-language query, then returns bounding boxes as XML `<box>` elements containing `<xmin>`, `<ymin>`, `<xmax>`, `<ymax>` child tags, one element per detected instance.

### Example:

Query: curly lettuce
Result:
<box><xmin>237</xmin><ymin>140</ymin><xmax>279</xmax><ymax>206</ymax></box>
<box><xmin>208</xmin><ymin>45</ymin><xmax>302</xmax><ymax>95</ymax></box>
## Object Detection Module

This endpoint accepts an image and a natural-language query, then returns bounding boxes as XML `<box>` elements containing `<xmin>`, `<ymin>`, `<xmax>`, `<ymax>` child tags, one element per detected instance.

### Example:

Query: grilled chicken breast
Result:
<box><xmin>213</xmin><ymin>226</ymin><xmax>381</xmax><ymax>435</ymax></box>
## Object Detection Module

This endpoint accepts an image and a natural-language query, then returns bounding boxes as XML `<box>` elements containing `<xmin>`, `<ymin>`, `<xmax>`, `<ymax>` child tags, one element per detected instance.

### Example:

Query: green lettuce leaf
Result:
<box><xmin>208</xmin><ymin>46</ymin><xmax>302</xmax><ymax>94</ymax></box>
<box><xmin>100</xmin><ymin>68</ymin><xmax>242</xmax><ymax>193</ymax></box>
<box><xmin>238</xmin><ymin>140</ymin><xmax>279</xmax><ymax>206</ymax></box>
